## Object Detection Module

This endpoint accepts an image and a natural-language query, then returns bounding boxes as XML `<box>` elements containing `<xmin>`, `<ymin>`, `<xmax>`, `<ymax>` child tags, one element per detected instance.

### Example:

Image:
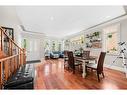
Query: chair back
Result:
<box><xmin>82</xmin><ymin>51</ymin><xmax>90</xmax><ymax>58</ymax></box>
<box><xmin>97</xmin><ymin>52</ymin><xmax>106</xmax><ymax>74</ymax></box>
<box><xmin>64</xmin><ymin>50</ymin><xmax>69</xmax><ymax>57</ymax></box>
<box><xmin>67</xmin><ymin>51</ymin><xmax>75</xmax><ymax>70</ymax></box>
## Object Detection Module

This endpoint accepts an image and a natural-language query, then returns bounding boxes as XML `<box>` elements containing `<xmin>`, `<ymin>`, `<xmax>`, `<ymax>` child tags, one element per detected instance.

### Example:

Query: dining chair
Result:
<box><xmin>82</xmin><ymin>51</ymin><xmax>90</xmax><ymax>58</ymax></box>
<box><xmin>63</xmin><ymin>50</ymin><xmax>69</xmax><ymax>69</ymax></box>
<box><xmin>85</xmin><ymin>52</ymin><xmax>106</xmax><ymax>82</ymax></box>
<box><xmin>64</xmin><ymin>50</ymin><xmax>69</xmax><ymax>63</ymax></box>
<box><xmin>67</xmin><ymin>51</ymin><xmax>82</xmax><ymax>74</ymax></box>
<box><xmin>82</xmin><ymin>51</ymin><xmax>90</xmax><ymax>64</ymax></box>
<box><xmin>74</xmin><ymin>51</ymin><xmax>90</xmax><ymax>72</ymax></box>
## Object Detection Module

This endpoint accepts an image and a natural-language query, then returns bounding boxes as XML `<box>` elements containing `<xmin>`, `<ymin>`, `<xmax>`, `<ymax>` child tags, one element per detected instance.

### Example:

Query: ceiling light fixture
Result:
<box><xmin>50</xmin><ymin>16</ymin><xmax>54</xmax><ymax>21</ymax></box>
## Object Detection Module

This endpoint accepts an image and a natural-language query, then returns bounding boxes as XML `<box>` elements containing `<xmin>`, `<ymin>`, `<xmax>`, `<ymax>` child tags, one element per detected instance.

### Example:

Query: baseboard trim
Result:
<box><xmin>26</xmin><ymin>60</ymin><xmax>41</xmax><ymax>63</ymax></box>
<box><xmin>104</xmin><ymin>64</ymin><xmax>124</xmax><ymax>72</ymax></box>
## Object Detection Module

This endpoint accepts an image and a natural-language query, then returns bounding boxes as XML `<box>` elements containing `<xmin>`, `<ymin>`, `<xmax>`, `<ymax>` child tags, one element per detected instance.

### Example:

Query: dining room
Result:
<box><xmin>1</xmin><ymin>0</ymin><xmax>127</xmax><ymax>95</ymax></box>
<box><xmin>33</xmin><ymin>6</ymin><xmax>127</xmax><ymax>89</ymax></box>
<box><xmin>35</xmin><ymin>17</ymin><xmax>127</xmax><ymax>89</ymax></box>
<box><xmin>35</xmin><ymin>50</ymin><xmax>127</xmax><ymax>89</ymax></box>
<box><xmin>0</xmin><ymin>5</ymin><xmax>127</xmax><ymax>90</ymax></box>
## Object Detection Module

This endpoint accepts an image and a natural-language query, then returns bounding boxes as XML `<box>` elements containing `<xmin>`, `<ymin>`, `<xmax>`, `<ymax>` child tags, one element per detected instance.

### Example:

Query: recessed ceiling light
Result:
<box><xmin>50</xmin><ymin>16</ymin><xmax>54</xmax><ymax>21</ymax></box>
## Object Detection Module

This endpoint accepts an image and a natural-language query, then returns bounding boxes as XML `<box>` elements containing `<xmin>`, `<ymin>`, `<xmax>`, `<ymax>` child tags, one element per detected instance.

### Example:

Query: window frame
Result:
<box><xmin>103</xmin><ymin>23</ymin><xmax>120</xmax><ymax>55</ymax></box>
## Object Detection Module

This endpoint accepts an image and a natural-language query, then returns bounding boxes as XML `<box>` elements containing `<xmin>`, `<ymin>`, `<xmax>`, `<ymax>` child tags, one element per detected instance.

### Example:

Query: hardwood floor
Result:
<box><xmin>34</xmin><ymin>59</ymin><xmax>127</xmax><ymax>89</ymax></box>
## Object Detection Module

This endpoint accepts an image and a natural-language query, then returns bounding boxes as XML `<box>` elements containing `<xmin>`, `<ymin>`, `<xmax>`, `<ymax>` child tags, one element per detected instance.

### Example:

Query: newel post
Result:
<box><xmin>23</xmin><ymin>48</ymin><xmax>26</xmax><ymax>65</ymax></box>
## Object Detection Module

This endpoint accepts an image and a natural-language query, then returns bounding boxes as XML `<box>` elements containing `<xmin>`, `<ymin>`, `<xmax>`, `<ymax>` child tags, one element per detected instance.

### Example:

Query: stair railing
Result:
<box><xmin>0</xmin><ymin>27</ymin><xmax>26</xmax><ymax>89</ymax></box>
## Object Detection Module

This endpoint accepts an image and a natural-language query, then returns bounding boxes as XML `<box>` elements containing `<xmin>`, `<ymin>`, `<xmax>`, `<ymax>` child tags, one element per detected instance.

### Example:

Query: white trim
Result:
<box><xmin>104</xmin><ymin>64</ymin><xmax>124</xmax><ymax>72</ymax></box>
<box><xmin>64</xmin><ymin>15</ymin><xmax>127</xmax><ymax>39</ymax></box>
<box><xmin>103</xmin><ymin>23</ymin><xmax>120</xmax><ymax>55</ymax></box>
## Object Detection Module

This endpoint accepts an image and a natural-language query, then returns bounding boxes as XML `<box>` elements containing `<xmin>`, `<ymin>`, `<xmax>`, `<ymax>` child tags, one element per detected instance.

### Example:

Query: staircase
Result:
<box><xmin>0</xmin><ymin>27</ymin><xmax>26</xmax><ymax>89</ymax></box>
<box><xmin>0</xmin><ymin>50</ymin><xmax>7</xmax><ymax>59</ymax></box>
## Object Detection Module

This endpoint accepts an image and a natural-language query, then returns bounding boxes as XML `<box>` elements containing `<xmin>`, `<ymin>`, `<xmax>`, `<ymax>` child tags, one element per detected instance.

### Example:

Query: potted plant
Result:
<box><xmin>108</xmin><ymin>34</ymin><xmax>112</xmax><ymax>38</ymax></box>
<box><xmin>93</xmin><ymin>32</ymin><xmax>99</xmax><ymax>37</ymax></box>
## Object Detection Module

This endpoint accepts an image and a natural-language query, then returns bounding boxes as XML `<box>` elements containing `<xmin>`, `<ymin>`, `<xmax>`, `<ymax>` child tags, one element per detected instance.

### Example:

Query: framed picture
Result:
<box><xmin>2</xmin><ymin>27</ymin><xmax>14</xmax><ymax>40</ymax></box>
<box><xmin>1</xmin><ymin>27</ymin><xmax>14</xmax><ymax>55</ymax></box>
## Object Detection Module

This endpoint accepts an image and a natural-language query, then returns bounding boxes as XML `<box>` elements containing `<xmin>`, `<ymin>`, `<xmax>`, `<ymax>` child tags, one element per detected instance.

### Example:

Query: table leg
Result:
<box><xmin>124</xmin><ymin>64</ymin><xmax>127</xmax><ymax>78</ymax></box>
<box><xmin>82</xmin><ymin>60</ymin><xmax>86</xmax><ymax>78</ymax></box>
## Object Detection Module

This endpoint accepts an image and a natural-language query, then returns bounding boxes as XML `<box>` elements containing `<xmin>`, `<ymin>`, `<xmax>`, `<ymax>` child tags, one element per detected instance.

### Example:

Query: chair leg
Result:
<box><xmin>77</xmin><ymin>65</ymin><xmax>79</xmax><ymax>71</ymax></box>
<box><xmin>102</xmin><ymin>72</ymin><xmax>105</xmax><ymax>78</ymax></box>
<box><xmin>64</xmin><ymin>63</ymin><xmax>69</xmax><ymax>70</ymax></box>
<box><xmin>73</xmin><ymin>69</ymin><xmax>75</xmax><ymax>74</ymax></box>
<box><xmin>67</xmin><ymin>66</ymin><xmax>69</xmax><ymax>70</ymax></box>
<box><xmin>97</xmin><ymin>73</ymin><xmax>100</xmax><ymax>82</ymax></box>
<box><xmin>91</xmin><ymin>68</ymin><xmax>93</xmax><ymax>72</ymax></box>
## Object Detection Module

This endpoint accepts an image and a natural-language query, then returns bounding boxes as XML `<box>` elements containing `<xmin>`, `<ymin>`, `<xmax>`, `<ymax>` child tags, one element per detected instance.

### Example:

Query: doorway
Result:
<box><xmin>22</xmin><ymin>38</ymin><xmax>41</xmax><ymax>61</ymax></box>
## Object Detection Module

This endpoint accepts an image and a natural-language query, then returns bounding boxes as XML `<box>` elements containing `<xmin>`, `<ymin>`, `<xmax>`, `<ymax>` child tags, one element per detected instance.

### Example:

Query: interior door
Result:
<box><xmin>23</xmin><ymin>38</ymin><xmax>40</xmax><ymax>61</ymax></box>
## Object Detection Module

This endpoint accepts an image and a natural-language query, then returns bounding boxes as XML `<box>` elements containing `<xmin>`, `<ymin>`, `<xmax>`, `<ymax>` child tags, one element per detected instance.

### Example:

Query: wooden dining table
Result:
<box><xmin>75</xmin><ymin>56</ymin><xmax>97</xmax><ymax>78</ymax></box>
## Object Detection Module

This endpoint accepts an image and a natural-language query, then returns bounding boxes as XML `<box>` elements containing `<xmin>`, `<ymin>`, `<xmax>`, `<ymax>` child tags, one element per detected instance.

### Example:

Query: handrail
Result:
<box><xmin>0</xmin><ymin>53</ymin><xmax>21</xmax><ymax>62</ymax></box>
<box><xmin>0</xmin><ymin>50</ymin><xmax>26</xmax><ymax>89</ymax></box>
<box><xmin>0</xmin><ymin>27</ymin><xmax>23</xmax><ymax>51</ymax></box>
<box><xmin>0</xmin><ymin>27</ymin><xmax>26</xmax><ymax>89</ymax></box>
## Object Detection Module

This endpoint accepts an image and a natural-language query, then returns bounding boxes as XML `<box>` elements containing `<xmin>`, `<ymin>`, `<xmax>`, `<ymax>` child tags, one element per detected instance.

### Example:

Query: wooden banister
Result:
<box><xmin>0</xmin><ymin>54</ymin><xmax>19</xmax><ymax>62</ymax></box>
<box><xmin>0</xmin><ymin>27</ymin><xmax>23</xmax><ymax>51</ymax></box>
<box><xmin>0</xmin><ymin>27</ymin><xmax>26</xmax><ymax>89</ymax></box>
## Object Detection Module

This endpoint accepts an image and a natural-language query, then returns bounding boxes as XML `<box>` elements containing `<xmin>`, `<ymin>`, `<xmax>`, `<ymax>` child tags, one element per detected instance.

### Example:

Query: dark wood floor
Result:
<box><xmin>34</xmin><ymin>59</ymin><xmax>127</xmax><ymax>89</ymax></box>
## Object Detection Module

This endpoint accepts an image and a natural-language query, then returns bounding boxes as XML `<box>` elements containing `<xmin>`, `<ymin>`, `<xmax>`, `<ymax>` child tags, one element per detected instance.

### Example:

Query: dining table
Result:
<box><xmin>74</xmin><ymin>56</ymin><xmax>98</xmax><ymax>78</ymax></box>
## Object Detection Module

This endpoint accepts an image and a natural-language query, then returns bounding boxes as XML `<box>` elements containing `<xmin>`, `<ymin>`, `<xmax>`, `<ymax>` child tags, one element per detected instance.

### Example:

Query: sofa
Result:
<box><xmin>59</xmin><ymin>51</ymin><xmax>64</xmax><ymax>58</ymax></box>
<box><xmin>50</xmin><ymin>51</ymin><xmax>64</xmax><ymax>59</ymax></box>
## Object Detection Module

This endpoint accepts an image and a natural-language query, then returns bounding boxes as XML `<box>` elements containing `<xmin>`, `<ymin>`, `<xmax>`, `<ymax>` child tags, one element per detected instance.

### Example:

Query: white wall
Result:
<box><xmin>21</xmin><ymin>32</ymin><xmax>45</xmax><ymax>61</ymax></box>
<box><xmin>0</xmin><ymin>6</ymin><xmax>127</xmax><ymax>70</ymax></box>
<box><xmin>64</xmin><ymin>15</ymin><xmax>127</xmax><ymax>71</ymax></box>
<box><xmin>0</xmin><ymin>6</ymin><xmax>22</xmax><ymax>45</ymax></box>
<box><xmin>0</xmin><ymin>6</ymin><xmax>46</xmax><ymax>61</ymax></box>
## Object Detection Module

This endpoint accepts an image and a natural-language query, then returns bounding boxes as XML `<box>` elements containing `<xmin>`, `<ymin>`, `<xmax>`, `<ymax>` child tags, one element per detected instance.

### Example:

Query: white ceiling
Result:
<box><xmin>16</xmin><ymin>6</ymin><xmax>126</xmax><ymax>38</ymax></box>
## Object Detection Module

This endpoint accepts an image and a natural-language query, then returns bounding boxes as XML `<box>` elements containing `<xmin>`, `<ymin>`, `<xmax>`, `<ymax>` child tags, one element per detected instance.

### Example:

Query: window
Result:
<box><xmin>103</xmin><ymin>24</ymin><xmax>120</xmax><ymax>55</ymax></box>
